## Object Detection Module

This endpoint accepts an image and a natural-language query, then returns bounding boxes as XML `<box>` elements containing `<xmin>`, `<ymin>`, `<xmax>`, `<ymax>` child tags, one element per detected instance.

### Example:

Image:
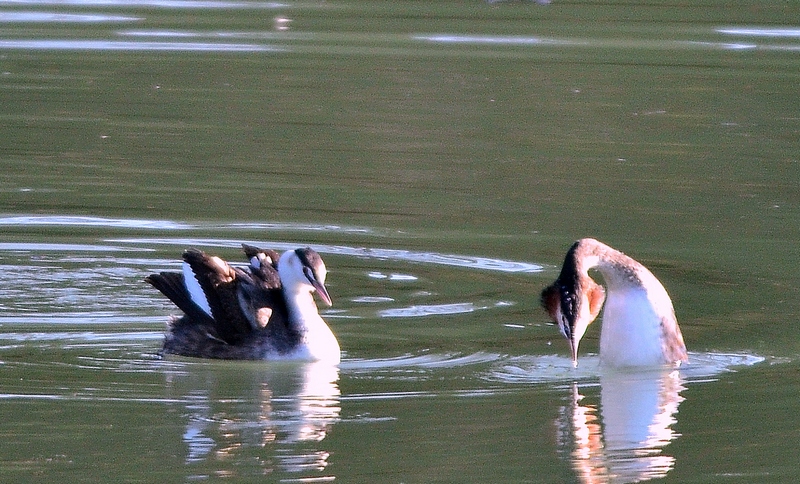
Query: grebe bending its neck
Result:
<box><xmin>541</xmin><ymin>238</ymin><xmax>687</xmax><ymax>368</ymax></box>
<box><xmin>146</xmin><ymin>244</ymin><xmax>340</xmax><ymax>363</ymax></box>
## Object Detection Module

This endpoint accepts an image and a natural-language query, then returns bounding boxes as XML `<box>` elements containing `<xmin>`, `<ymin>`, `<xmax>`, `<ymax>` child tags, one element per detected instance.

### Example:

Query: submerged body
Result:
<box><xmin>541</xmin><ymin>238</ymin><xmax>687</xmax><ymax>368</ymax></box>
<box><xmin>146</xmin><ymin>244</ymin><xmax>340</xmax><ymax>363</ymax></box>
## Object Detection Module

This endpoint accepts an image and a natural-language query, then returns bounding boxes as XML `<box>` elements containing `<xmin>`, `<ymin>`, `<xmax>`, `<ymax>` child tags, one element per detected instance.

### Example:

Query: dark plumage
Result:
<box><xmin>146</xmin><ymin>244</ymin><xmax>337</xmax><ymax>361</ymax></box>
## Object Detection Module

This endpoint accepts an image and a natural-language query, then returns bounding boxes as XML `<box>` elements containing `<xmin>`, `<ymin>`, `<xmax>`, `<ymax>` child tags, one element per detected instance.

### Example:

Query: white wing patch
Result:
<box><xmin>182</xmin><ymin>261</ymin><xmax>212</xmax><ymax>317</ymax></box>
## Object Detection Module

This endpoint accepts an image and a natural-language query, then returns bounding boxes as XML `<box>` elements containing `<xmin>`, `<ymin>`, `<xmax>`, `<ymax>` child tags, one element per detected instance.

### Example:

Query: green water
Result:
<box><xmin>1</xmin><ymin>1</ymin><xmax>799</xmax><ymax>482</ymax></box>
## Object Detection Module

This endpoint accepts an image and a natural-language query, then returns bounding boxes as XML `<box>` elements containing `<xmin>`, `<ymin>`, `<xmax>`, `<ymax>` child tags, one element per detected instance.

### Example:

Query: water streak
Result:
<box><xmin>0</xmin><ymin>0</ymin><xmax>287</xmax><ymax>8</ymax></box>
<box><xmin>0</xmin><ymin>12</ymin><xmax>141</xmax><ymax>22</ymax></box>
<box><xmin>112</xmin><ymin>237</ymin><xmax>544</xmax><ymax>273</ymax></box>
<box><xmin>0</xmin><ymin>242</ymin><xmax>136</xmax><ymax>252</ymax></box>
<box><xmin>486</xmin><ymin>352</ymin><xmax>766</xmax><ymax>385</ymax></box>
<box><xmin>0</xmin><ymin>331</ymin><xmax>162</xmax><ymax>342</ymax></box>
<box><xmin>414</xmin><ymin>34</ymin><xmax>567</xmax><ymax>46</ymax></box>
<box><xmin>0</xmin><ymin>215</ymin><xmax>192</xmax><ymax>229</ymax></box>
<box><xmin>717</xmin><ymin>27</ymin><xmax>800</xmax><ymax>37</ymax></box>
<box><xmin>0</xmin><ymin>39</ymin><xmax>280</xmax><ymax>51</ymax></box>
<box><xmin>415</xmin><ymin>33</ymin><xmax>800</xmax><ymax>52</ymax></box>
<box><xmin>341</xmin><ymin>352</ymin><xmax>502</xmax><ymax>372</ymax></box>
<box><xmin>378</xmin><ymin>302</ymin><xmax>486</xmax><ymax>318</ymax></box>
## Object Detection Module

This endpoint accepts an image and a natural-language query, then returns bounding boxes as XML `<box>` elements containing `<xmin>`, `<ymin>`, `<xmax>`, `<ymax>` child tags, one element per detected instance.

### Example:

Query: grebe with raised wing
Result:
<box><xmin>146</xmin><ymin>244</ymin><xmax>340</xmax><ymax>363</ymax></box>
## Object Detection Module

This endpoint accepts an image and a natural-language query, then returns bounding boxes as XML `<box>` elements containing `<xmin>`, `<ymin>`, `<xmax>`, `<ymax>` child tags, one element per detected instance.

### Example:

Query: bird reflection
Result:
<box><xmin>556</xmin><ymin>370</ymin><xmax>685</xmax><ymax>483</ymax></box>
<box><xmin>166</xmin><ymin>361</ymin><xmax>340</xmax><ymax>479</ymax></box>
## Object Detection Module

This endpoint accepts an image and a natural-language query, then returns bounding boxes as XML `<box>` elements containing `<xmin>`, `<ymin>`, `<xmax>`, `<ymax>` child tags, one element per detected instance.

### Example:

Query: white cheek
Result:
<box><xmin>571</xmin><ymin>299</ymin><xmax>595</xmax><ymax>344</ymax></box>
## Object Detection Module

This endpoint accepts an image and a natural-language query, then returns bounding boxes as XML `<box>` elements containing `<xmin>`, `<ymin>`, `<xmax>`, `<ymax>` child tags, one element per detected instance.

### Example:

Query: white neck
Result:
<box><xmin>579</xmin><ymin>240</ymin><xmax>683</xmax><ymax>367</ymax></box>
<box><xmin>279</xmin><ymin>251</ymin><xmax>341</xmax><ymax>363</ymax></box>
<box><xmin>596</xmin><ymin>277</ymin><xmax>671</xmax><ymax>367</ymax></box>
<box><xmin>282</xmin><ymin>287</ymin><xmax>340</xmax><ymax>364</ymax></box>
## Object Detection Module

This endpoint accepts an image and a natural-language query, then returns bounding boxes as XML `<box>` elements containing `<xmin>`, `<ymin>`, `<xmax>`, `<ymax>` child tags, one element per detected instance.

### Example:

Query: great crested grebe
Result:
<box><xmin>541</xmin><ymin>238</ymin><xmax>687</xmax><ymax>368</ymax></box>
<box><xmin>146</xmin><ymin>244</ymin><xmax>340</xmax><ymax>363</ymax></box>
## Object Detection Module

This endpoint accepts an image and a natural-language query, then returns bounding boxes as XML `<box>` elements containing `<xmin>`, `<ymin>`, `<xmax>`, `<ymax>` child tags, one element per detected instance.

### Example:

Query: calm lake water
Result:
<box><xmin>1</xmin><ymin>0</ymin><xmax>800</xmax><ymax>482</ymax></box>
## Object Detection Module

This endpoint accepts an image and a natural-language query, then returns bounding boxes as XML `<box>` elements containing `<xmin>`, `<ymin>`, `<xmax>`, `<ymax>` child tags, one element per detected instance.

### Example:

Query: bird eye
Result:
<box><xmin>303</xmin><ymin>266</ymin><xmax>315</xmax><ymax>283</ymax></box>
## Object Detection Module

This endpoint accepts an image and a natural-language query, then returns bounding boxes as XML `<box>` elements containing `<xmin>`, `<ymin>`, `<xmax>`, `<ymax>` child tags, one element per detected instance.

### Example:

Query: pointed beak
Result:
<box><xmin>313</xmin><ymin>281</ymin><xmax>332</xmax><ymax>307</ymax></box>
<box><xmin>560</xmin><ymin>320</ymin><xmax>580</xmax><ymax>368</ymax></box>
<box><xmin>568</xmin><ymin>338</ymin><xmax>579</xmax><ymax>368</ymax></box>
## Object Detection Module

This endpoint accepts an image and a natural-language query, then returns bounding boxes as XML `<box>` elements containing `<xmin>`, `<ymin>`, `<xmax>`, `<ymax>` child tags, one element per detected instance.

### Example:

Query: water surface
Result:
<box><xmin>1</xmin><ymin>1</ymin><xmax>799</xmax><ymax>482</ymax></box>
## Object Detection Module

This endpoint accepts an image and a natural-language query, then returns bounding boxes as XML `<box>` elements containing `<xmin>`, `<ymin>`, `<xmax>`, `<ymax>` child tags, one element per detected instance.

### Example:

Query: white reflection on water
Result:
<box><xmin>414</xmin><ymin>34</ymin><xmax>570</xmax><ymax>46</ymax></box>
<box><xmin>367</xmin><ymin>271</ymin><xmax>417</xmax><ymax>281</ymax></box>
<box><xmin>327</xmin><ymin>245</ymin><xmax>542</xmax><ymax>273</ymax></box>
<box><xmin>114</xmin><ymin>237</ymin><xmax>544</xmax><ymax>273</ymax></box>
<box><xmin>0</xmin><ymin>0</ymin><xmax>286</xmax><ymax>8</ymax></box>
<box><xmin>414</xmin><ymin>33</ymin><xmax>800</xmax><ymax>52</ymax></box>
<box><xmin>0</xmin><ymin>331</ymin><xmax>161</xmax><ymax>342</ymax></box>
<box><xmin>0</xmin><ymin>215</ymin><xmax>193</xmax><ymax>229</ymax></box>
<box><xmin>0</xmin><ymin>220</ymin><xmax>540</xmax><ymax>334</ymax></box>
<box><xmin>379</xmin><ymin>301</ymin><xmax>501</xmax><ymax>318</ymax></box>
<box><xmin>717</xmin><ymin>27</ymin><xmax>800</xmax><ymax>37</ymax></box>
<box><xmin>0</xmin><ymin>11</ymin><xmax>141</xmax><ymax>22</ymax></box>
<box><xmin>119</xmin><ymin>29</ymin><xmax>296</xmax><ymax>39</ymax></box>
<box><xmin>556</xmin><ymin>371</ymin><xmax>685</xmax><ymax>484</ymax></box>
<box><xmin>487</xmin><ymin>352</ymin><xmax>765</xmax><ymax>384</ymax></box>
<box><xmin>342</xmin><ymin>351</ymin><xmax>502</xmax><ymax>373</ymax></box>
<box><xmin>0</xmin><ymin>39</ymin><xmax>280</xmax><ymax>51</ymax></box>
<box><xmin>490</xmin><ymin>353</ymin><xmax>764</xmax><ymax>483</ymax></box>
<box><xmin>168</xmin><ymin>360</ymin><xmax>340</xmax><ymax>479</ymax></box>
<box><xmin>0</xmin><ymin>246</ymin><xmax>158</xmax><ymax>317</ymax></box>
<box><xmin>0</xmin><ymin>242</ymin><xmax>130</xmax><ymax>252</ymax></box>
<box><xmin>0</xmin><ymin>215</ymin><xmax>373</xmax><ymax>233</ymax></box>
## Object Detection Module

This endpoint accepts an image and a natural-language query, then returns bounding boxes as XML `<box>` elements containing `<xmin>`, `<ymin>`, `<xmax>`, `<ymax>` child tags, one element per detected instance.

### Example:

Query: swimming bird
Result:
<box><xmin>541</xmin><ymin>238</ymin><xmax>687</xmax><ymax>368</ymax></box>
<box><xmin>146</xmin><ymin>244</ymin><xmax>340</xmax><ymax>363</ymax></box>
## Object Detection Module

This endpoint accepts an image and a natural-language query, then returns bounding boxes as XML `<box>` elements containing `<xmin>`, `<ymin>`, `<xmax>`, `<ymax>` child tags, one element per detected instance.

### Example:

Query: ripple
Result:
<box><xmin>351</xmin><ymin>296</ymin><xmax>394</xmax><ymax>303</ymax></box>
<box><xmin>0</xmin><ymin>215</ymin><xmax>192</xmax><ymax>230</ymax></box>
<box><xmin>485</xmin><ymin>352</ymin><xmax>767</xmax><ymax>385</ymax></box>
<box><xmin>414</xmin><ymin>34</ymin><xmax>572</xmax><ymax>46</ymax></box>
<box><xmin>0</xmin><ymin>331</ymin><xmax>163</xmax><ymax>342</ymax></box>
<box><xmin>679</xmin><ymin>352</ymin><xmax>768</xmax><ymax>380</ymax></box>
<box><xmin>367</xmin><ymin>271</ymin><xmax>417</xmax><ymax>281</ymax></box>
<box><xmin>0</xmin><ymin>242</ymin><xmax>140</xmax><ymax>252</ymax></box>
<box><xmin>717</xmin><ymin>27</ymin><xmax>800</xmax><ymax>38</ymax></box>
<box><xmin>341</xmin><ymin>351</ymin><xmax>502</xmax><ymax>372</ymax></box>
<box><xmin>116</xmin><ymin>237</ymin><xmax>543</xmax><ymax>273</ymax></box>
<box><xmin>378</xmin><ymin>302</ymin><xmax>485</xmax><ymax>318</ymax></box>
<box><xmin>0</xmin><ymin>39</ymin><xmax>282</xmax><ymax>52</ymax></box>
<box><xmin>413</xmin><ymin>33</ymin><xmax>800</xmax><ymax>52</ymax></box>
<box><xmin>211</xmin><ymin>221</ymin><xmax>373</xmax><ymax>233</ymax></box>
<box><xmin>119</xmin><ymin>30</ymin><xmax>299</xmax><ymax>40</ymax></box>
<box><xmin>0</xmin><ymin>12</ymin><xmax>142</xmax><ymax>22</ymax></box>
<box><xmin>0</xmin><ymin>215</ymin><xmax>543</xmax><ymax>273</ymax></box>
<box><xmin>0</xmin><ymin>0</ymin><xmax>287</xmax><ymax>9</ymax></box>
<box><xmin>0</xmin><ymin>215</ymin><xmax>376</xmax><ymax>234</ymax></box>
<box><xmin>339</xmin><ymin>246</ymin><xmax>541</xmax><ymax>273</ymax></box>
